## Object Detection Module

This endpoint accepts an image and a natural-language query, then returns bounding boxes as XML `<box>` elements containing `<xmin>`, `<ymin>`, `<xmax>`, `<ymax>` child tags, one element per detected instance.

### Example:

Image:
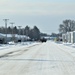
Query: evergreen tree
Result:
<box><xmin>13</xmin><ymin>26</ymin><xmax>18</xmax><ymax>34</ymax></box>
<box><xmin>24</xmin><ymin>26</ymin><xmax>30</xmax><ymax>36</ymax></box>
<box><xmin>7</xmin><ymin>26</ymin><xmax>12</xmax><ymax>34</ymax></box>
<box><xmin>31</xmin><ymin>26</ymin><xmax>40</xmax><ymax>40</ymax></box>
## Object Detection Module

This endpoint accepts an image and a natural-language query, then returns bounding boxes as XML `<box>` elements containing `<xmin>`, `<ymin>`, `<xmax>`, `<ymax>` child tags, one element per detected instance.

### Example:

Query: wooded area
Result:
<box><xmin>0</xmin><ymin>25</ymin><xmax>47</xmax><ymax>41</ymax></box>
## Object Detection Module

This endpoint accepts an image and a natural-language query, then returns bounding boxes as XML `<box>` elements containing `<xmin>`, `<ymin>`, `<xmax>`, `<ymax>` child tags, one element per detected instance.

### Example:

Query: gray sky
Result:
<box><xmin>0</xmin><ymin>0</ymin><xmax>75</xmax><ymax>34</ymax></box>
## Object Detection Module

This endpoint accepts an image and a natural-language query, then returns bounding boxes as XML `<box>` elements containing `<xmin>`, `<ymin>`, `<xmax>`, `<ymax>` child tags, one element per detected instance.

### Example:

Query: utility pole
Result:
<box><xmin>23</xmin><ymin>28</ymin><xmax>25</xmax><ymax>42</ymax></box>
<box><xmin>10</xmin><ymin>22</ymin><xmax>15</xmax><ymax>42</ymax></box>
<box><xmin>3</xmin><ymin>19</ymin><xmax>9</xmax><ymax>43</ymax></box>
<box><xmin>18</xmin><ymin>26</ymin><xmax>22</xmax><ymax>41</ymax></box>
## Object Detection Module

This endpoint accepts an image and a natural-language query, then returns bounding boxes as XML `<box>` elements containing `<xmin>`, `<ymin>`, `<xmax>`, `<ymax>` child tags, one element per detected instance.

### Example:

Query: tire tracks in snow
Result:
<box><xmin>52</xmin><ymin>42</ymin><xmax>75</xmax><ymax>75</ymax></box>
<box><xmin>0</xmin><ymin>43</ymin><xmax>41</xmax><ymax>59</ymax></box>
<box><xmin>54</xmin><ymin>42</ymin><xmax>75</xmax><ymax>61</ymax></box>
<box><xmin>0</xmin><ymin>43</ymin><xmax>44</xmax><ymax>75</ymax></box>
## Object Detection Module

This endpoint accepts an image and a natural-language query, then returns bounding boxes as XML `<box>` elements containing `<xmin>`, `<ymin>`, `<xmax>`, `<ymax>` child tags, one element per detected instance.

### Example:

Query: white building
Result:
<box><xmin>0</xmin><ymin>33</ymin><xmax>30</xmax><ymax>43</ymax></box>
<box><xmin>67</xmin><ymin>32</ymin><xmax>71</xmax><ymax>43</ymax></box>
<box><xmin>62</xmin><ymin>31</ymin><xmax>75</xmax><ymax>44</ymax></box>
<box><xmin>62</xmin><ymin>34</ymin><xmax>66</xmax><ymax>42</ymax></box>
<box><xmin>71</xmin><ymin>31</ymin><xmax>75</xmax><ymax>43</ymax></box>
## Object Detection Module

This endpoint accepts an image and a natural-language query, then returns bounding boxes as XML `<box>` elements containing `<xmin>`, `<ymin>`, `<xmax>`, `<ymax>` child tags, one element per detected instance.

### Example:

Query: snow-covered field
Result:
<box><xmin>0</xmin><ymin>41</ymin><xmax>75</xmax><ymax>75</ymax></box>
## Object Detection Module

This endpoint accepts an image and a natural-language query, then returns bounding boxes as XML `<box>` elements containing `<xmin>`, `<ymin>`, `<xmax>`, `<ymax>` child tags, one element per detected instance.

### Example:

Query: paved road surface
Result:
<box><xmin>0</xmin><ymin>41</ymin><xmax>75</xmax><ymax>75</ymax></box>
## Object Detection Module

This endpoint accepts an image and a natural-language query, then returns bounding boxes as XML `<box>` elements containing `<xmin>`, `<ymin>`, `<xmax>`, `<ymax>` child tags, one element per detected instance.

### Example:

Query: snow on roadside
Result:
<box><xmin>54</xmin><ymin>41</ymin><xmax>75</xmax><ymax>57</ymax></box>
<box><xmin>0</xmin><ymin>42</ymin><xmax>40</xmax><ymax>56</ymax></box>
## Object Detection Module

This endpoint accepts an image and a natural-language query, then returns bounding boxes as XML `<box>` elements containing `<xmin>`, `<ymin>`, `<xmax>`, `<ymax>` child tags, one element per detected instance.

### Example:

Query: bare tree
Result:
<box><xmin>59</xmin><ymin>19</ymin><xmax>75</xmax><ymax>33</ymax></box>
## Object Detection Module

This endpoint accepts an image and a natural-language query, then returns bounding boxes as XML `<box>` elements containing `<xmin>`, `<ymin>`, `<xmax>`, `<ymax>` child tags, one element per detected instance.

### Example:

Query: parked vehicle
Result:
<box><xmin>40</xmin><ymin>38</ymin><xmax>47</xmax><ymax>42</ymax></box>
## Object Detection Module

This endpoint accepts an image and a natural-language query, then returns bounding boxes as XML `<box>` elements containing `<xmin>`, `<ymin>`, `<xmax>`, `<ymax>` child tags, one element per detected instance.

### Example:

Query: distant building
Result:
<box><xmin>62</xmin><ymin>31</ymin><xmax>75</xmax><ymax>43</ymax></box>
<box><xmin>0</xmin><ymin>33</ymin><xmax>30</xmax><ymax>43</ymax></box>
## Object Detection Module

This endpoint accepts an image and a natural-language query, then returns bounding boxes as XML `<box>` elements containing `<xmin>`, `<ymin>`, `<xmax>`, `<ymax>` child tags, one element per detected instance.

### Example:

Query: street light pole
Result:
<box><xmin>10</xmin><ymin>22</ymin><xmax>15</xmax><ymax>42</ymax></box>
<box><xmin>23</xmin><ymin>28</ymin><xmax>25</xmax><ymax>42</ymax></box>
<box><xmin>18</xmin><ymin>26</ymin><xmax>22</xmax><ymax>41</ymax></box>
<box><xmin>3</xmin><ymin>19</ymin><xmax>9</xmax><ymax>43</ymax></box>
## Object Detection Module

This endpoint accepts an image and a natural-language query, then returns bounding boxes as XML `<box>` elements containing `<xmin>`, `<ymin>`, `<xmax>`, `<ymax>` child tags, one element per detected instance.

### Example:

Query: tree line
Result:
<box><xmin>0</xmin><ymin>26</ymin><xmax>40</xmax><ymax>40</ymax></box>
<box><xmin>59</xmin><ymin>19</ymin><xmax>75</xmax><ymax>34</ymax></box>
<box><xmin>0</xmin><ymin>25</ymin><xmax>47</xmax><ymax>40</ymax></box>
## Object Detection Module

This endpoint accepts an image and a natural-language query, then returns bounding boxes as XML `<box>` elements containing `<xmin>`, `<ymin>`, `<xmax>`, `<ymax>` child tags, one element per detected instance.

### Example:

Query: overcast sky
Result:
<box><xmin>0</xmin><ymin>0</ymin><xmax>75</xmax><ymax>34</ymax></box>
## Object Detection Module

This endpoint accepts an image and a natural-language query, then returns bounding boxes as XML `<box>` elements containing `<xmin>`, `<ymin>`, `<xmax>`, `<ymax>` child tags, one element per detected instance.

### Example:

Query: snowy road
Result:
<box><xmin>0</xmin><ymin>41</ymin><xmax>75</xmax><ymax>75</ymax></box>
